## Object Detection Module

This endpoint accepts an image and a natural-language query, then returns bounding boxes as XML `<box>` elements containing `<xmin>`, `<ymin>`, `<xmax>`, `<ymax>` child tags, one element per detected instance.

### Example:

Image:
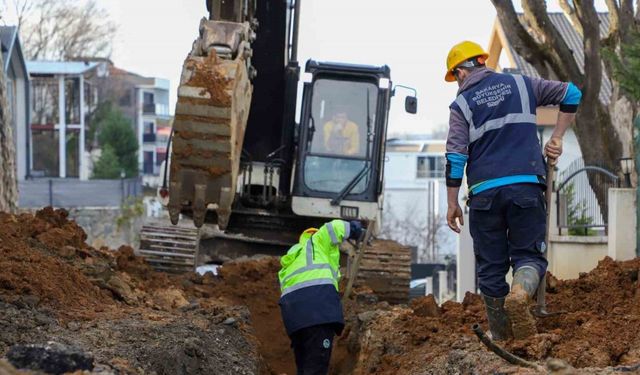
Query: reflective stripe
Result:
<box><xmin>281</xmin><ymin>278</ymin><xmax>336</xmax><ymax>296</ymax></box>
<box><xmin>326</xmin><ymin>222</ymin><xmax>339</xmax><ymax>245</ymax></box>
<box><xmin>455</xmin><ymin>94</ymin><xmax>474</xmax><ymax>128</ymax></box>
<box><xmin>280</xmin><ymin>263</ymin><xmax>338</xmax><ymax>286</ymax></box>
<box><xmin>343</xmin><ymin>220</ymin><xmax>350</xmax><ymax>240</ymax></box>
<box><xmin>306</xmin><ymin>239</ymin><xmax>313</xmax><ymax>265</ymax></box>
<box><xmin>469</xmin><ymin>113</ymin><xmax>537</xmax><ymax>143</ymax></box>
<box><xmin>512</xmin><ymin>75</ymin><xmax>531</xmax><ymax>114</ymax></box>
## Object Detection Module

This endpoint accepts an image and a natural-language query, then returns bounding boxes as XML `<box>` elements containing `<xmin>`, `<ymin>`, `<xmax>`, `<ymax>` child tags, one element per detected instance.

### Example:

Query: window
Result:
<box><xmin>303</xmin><ymin>78</ymin><xmax>378</xmax><ymax>194</ymax></box>
<box><xmin>417</xmin><ymin>156</ymin><xmax>445</xmax><ymax>178</ymax></box>
<box><xmin>143</xmin><ymin>92</ymin><xmax>154</xmax><ymax>105</ymax></box>
<box><xmin>144</xmin><ymin>122</ymin><xmax>155</xmax><ymax>134</ymax></box>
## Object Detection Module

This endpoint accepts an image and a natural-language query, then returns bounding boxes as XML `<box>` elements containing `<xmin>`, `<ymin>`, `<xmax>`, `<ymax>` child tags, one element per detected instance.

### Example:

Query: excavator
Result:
<box><xmin>139</xmin><ymin>0</ymin><xmax>417</xmax><ymax>303</ymax></box>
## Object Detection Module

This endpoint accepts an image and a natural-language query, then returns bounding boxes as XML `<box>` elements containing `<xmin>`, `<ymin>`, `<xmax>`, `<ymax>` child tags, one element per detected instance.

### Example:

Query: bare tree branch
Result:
<box><xmin>559</xmin><ymin>0</ymin><xmax>583</xmax><ymax>36</ymax></box>
<box><xmin>20</xmin><ymin>0</ymin><xmax>116</xmax><ymax>61</ymax></box>
<box><xmin>490</xmin><ymin>0</ymin><xmax>551</xmax><ymax>77</ymax></box>
<box><xmin>522</xmin><ymin>0</ymin><xmax>584</xmax><ymax>83</ymax></box>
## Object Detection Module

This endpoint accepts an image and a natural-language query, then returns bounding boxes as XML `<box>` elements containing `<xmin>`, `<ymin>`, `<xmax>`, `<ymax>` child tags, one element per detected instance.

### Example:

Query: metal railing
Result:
<box><xmin>556</xmin><ymin>158</ymin><xmax>619</xmax><ymax>236</ymax></box>
<box><xmin>19</xmin><ymin>177</ymin><xmax>142</xmax><ymax>208</ymax></box>
<box><xmin>143</xmin><ymin>133</ymin><xmax>157</xmax><ymax>143</ymax></box>
<box><xmin>143</xmin><ymin>103</ymin><xmax>156</xmax><ymax>114</ymax></box>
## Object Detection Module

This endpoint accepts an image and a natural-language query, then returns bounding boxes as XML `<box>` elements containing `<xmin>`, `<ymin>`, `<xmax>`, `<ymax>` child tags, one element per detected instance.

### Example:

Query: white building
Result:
<box><xmin>137</xmin><ymin>78</ymin><xmax>171</xmax><ymax>184</ymax></box>
<box><xmin>105</xmin><ymin>65</ymin><xmax>171</xmax><ymax>186</ymax></box>
<box><xmin>382</xmin><ymin>139</ymin><xmax>456</xmax><ymax>263</ymax></box>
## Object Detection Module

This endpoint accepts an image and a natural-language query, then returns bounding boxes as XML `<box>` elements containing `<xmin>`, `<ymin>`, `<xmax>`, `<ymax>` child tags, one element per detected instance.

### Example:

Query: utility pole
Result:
<box><xmin>635</xmin><ymin>115</ymin><xmax>640</xmax><ymax>257</ymax></box>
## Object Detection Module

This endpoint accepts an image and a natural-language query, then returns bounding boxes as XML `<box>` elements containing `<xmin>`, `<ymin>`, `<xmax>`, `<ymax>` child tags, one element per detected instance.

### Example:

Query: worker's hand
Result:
<box><xmin>544</xmin><ymin>136</ymin><xmax>563</xmax><ymax>166</ymax></box>
<box><xmin>447</xmin><ymin>204</ymin><xmax>464</xmax><ymax>234</ymax></box>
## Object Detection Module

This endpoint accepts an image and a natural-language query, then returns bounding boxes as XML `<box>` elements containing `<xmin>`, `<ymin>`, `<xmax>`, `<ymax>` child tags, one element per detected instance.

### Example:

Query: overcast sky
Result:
<box><xmin>7</xmin><ymin>0</ymin><xmax>610</xmax><ymax>135</ymax></box>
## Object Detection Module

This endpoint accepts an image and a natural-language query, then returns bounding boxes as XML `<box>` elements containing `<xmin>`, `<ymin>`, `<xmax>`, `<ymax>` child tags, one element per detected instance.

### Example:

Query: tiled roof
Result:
<box><xmin>505</xmin><ymin>13</ymin><xmax>611</xmax><ymax>104</ymax></box>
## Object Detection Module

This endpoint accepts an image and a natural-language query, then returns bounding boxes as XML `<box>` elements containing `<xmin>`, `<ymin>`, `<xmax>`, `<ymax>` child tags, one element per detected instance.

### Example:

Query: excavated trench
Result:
<box><xmin>1</xmin><ymin>208</ymin><xmax>640</xmax><ymax>374</ymax></box>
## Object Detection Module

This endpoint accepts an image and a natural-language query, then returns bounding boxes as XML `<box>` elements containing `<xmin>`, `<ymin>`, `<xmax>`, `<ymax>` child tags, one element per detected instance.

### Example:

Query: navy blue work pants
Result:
<box><xmin>290</xmin><ymin>324</ymin><xmax>335</xmax><ymax>375</ymax></box>
<box><xmin>469</xmin><ymin>183</ymin><xmax>548</xmax><ymax>298</ymax></box>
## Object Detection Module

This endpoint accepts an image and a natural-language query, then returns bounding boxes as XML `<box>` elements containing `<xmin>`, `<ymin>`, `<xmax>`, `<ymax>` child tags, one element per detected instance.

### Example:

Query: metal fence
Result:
<box><xmin>19</xmin><ymin>177</ymin><xmax>142</xmax><ymax>208</ymax></box>
<box><xmin>556</xmin><ymin>158</ymin><xmax>619</xmax><ymax>235</ymax></box>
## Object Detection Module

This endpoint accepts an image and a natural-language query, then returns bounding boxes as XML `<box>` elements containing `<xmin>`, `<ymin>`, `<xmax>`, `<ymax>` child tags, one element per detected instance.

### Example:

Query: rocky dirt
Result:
<box><xmin>0</xmin><ymin>208</ymin><xmax>262</xmax><ymax>374</ymax></box>
<box><xmin>2</xmin><ymin>208</ymin><xmax>640</xmax><ymax>375</ymax></box>
<box><xmin>331</xmin><ymin>257</ymin><xmax>640</xmax><ymax>374</ymax></box>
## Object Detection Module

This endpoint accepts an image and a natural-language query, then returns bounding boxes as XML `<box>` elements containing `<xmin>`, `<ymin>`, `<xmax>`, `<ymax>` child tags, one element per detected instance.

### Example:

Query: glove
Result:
<box><xmin>349</xmin><ymin>220</ymin><xmax>363</xmax><ymax>240</ymax></box>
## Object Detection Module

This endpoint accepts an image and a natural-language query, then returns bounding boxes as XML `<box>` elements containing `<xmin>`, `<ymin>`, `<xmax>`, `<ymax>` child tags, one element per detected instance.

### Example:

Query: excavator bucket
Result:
<box><xmin>168</xmin><ymin>18</ymin><xmax>253</xmax><ymax>229</ymax></box>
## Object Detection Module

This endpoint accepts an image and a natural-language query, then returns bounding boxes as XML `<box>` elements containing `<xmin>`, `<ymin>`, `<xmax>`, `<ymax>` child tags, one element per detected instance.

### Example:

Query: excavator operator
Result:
<box><xmin>278</xmin><ymin>220</ymin><xmax>363</xmax><ymax>375</ymax></box>
<box><xmin>443</xmin><ymin>41</ymin><xmax>581</xmax><ymax>341</ymax></box>
<box><xmin>323</xmin><ymin>106</ymin><xmax>360</xmax><ymax>156</ymax></box>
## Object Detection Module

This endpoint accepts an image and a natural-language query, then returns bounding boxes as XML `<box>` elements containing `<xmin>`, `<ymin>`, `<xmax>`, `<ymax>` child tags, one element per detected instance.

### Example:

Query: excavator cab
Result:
<box><xmin>142</xmin><ymin>0</ymin><xmax>416</xmax><ymax>302</ymax></box>
<box><xmin>292</xmin><ymin>61</ymin><xmax>394</xmax><ymax>226</ymax></box>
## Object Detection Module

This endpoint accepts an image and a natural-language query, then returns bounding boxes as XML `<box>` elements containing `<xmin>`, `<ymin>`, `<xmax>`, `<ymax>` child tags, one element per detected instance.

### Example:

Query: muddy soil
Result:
<box><xmin>3</xmin><ymin>208</ymin><xmax>640</xmax><ymax>375</ymax></box>
<box><xmin>333</xmin><ymin>257</ymin><xmax>640</xmax><ymax>374</ymax></box>
<box><xmin>0</xmin><ymin>209</ymin><xmax>262</xmax><ymax>374</ymax></box>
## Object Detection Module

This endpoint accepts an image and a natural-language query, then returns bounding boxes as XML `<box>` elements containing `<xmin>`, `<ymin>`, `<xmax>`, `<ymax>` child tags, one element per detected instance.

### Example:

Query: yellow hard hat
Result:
<box><xmin>445</xmin><ymin>41</ymin><xmax>489</xmax><ymax>82</ymax></box>
<box><xmin>303</xmin><ymin>228</ymin><xmax>318</xmax><ymax>235</ymax></box>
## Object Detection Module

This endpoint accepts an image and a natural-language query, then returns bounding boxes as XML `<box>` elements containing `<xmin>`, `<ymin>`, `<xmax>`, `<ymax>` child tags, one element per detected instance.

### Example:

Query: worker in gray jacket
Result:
<box><xmin>444</xmin><ymin>41</ymin><xmax>581</xmax><ymax>340</ymax></box>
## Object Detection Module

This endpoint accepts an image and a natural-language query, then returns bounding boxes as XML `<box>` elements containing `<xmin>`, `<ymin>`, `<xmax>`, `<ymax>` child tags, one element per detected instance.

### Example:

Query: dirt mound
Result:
<box><xmin>0</xmin><ymin>210</ymin><xmax>116</xmax><ymax>320</ymax></box>
<box><xmin>510</xmin><ymin>256</ymin><xmax>640</xmax><ymax>367</ymax></box>
<box><xmin>4</xmin><ymin>208</ymin><xmax>640</xmax><ymax>374</ymax></box>
<box><xmin>335</xmin><ymin>257</ymin><xmax>640</xmax><ymax>374</ymax></box>
<box><xmin>204</xmin><ymin>257</ymin><xmax>293</xmax><ymax>375</ymax></box>
<box><xmin>0</xmin><ymin>209</ymin><xmax>264</xmax><ymax>374</ymax></box>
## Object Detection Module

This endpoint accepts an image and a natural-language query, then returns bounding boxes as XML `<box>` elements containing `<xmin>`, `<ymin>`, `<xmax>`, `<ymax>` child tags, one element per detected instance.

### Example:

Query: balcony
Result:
<box><xmin>143</xmin><ymin>133</ymin><xmax>156</xmax><ymax>143</ymax></box>
<box><xmin>143</xmin><ymin>102</ymin><xmax>156</xmax><ymax>114</ymax></box>
<box><xmin>143</xmin><ymin>102</ymin><xmax>170</xmax><ymax>117</ymax></box>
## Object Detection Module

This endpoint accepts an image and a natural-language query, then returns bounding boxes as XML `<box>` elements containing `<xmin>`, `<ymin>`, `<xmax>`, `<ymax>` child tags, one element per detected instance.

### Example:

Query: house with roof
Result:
<box><xmin>1</xmin><ymin>26</ymin><xmax>29</xmax><ymax>181</ymax></box>
<box><xmin>486</xmin><ymin>12</ymin><xmax>611</xmax><ymax>172</ymax></box>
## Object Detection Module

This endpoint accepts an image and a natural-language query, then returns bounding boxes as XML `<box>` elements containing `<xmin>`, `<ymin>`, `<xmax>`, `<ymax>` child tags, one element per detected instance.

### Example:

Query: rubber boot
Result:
<box><xmin>505</xmin><ymin>266</ymin><xmax>540</xmax><ymax>339</ymax></box>
<box><xmin>482</xmin><ymin>294</ymin><xmax>513</xmax><ymax>341</ymax></box>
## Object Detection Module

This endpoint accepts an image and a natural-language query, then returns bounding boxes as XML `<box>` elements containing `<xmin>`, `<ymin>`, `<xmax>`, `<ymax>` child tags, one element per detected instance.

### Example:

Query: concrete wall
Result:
<box><xmin>547</xmin><ymin>235</ymin><xmax>608</xmax><ymax>279</ymax></box>
<box><xmin>608</xmin><ymin>188</ymin><xmax>637</xmax><ymax>261</ymax></box>
<box><xmin>18</xmin><ymin>206</ymin><xmax>144</xmax><ymax>250</ymax></box>
<box><xmin>546</xmin><ymin>187</ymin><xmax>636</xmax><ymax>280</ymax></box>
<box><xmin>67</xmin><ymin>207</ymin><xmax>143</xmax><ymax>250</ymax></box>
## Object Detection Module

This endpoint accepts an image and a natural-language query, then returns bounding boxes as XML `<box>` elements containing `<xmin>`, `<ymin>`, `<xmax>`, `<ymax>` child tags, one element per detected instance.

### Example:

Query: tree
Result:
<box><xmin>96</xmin><ymin>103</ymin><xmax>138</xmax><ymax>178</ymax></box>
<box><xmin>2</xmin><ymin>0</ymin><xmax>116</xmax><ymax>60</ymax></box>
<box><xmin>606</xmin><ymin>30</ymin><xmax>640</xmax><ymax>255</ymax></box>
<box><xmin>380</xmin><ymin>201</ymin><xmax>448</xmax><ymax>263</ymax></box>
<box><xmin>0</xmin><ymin>51</ymin><xmax>18</xmax><ymax>212</ymax></box>
<box><xmin>490</xmin><ymin>0</ymin><xmax>638</xmax><ymax>213</ymax></box>
<box><xmin>91</xmin><ymin>145</ymin><xmax>121</xmax><ymax>179</ymax></box>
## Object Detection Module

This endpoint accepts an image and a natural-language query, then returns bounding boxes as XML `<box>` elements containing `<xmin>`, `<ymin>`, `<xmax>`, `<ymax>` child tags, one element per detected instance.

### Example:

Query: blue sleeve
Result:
<box><xmin>445</xmin><ymin>152</ymin><xmax>468</xmax><ymax>187</ymax></box>
<box><xmin>561</xmin><ymin>83</ymin><xmax>582</xmax><ymax>105</ymax></box>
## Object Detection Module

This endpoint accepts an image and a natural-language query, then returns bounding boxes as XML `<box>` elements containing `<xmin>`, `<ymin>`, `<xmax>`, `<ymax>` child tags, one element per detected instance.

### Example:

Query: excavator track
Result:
<box><xmin>138</xmin><ymin>224</ymin><xmax>200</xmax><ymax>273</ymax></box>
<box><xmin>168</xmin><ymin>18</ymin><xmax>254</xmax><ymax>229</ymax></box>
<box><xmin>357</xmin><ymin>239</ymin><xmax>411</xmax><ymax>304</ymax></box>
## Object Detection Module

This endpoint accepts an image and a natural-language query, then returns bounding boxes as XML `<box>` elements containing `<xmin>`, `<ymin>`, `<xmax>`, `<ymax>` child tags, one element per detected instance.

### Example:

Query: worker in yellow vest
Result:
<box><xmin>278</xmin><ymin>219</ymin><xmax>362</xmax><ymax>375</ymax></box>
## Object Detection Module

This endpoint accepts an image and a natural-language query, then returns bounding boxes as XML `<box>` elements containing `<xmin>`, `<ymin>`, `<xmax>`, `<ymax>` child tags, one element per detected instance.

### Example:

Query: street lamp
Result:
<box><xmin>619</xmin><ymin>157</ymin><xmax>634</xmax><ymax>187</ymax></box>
